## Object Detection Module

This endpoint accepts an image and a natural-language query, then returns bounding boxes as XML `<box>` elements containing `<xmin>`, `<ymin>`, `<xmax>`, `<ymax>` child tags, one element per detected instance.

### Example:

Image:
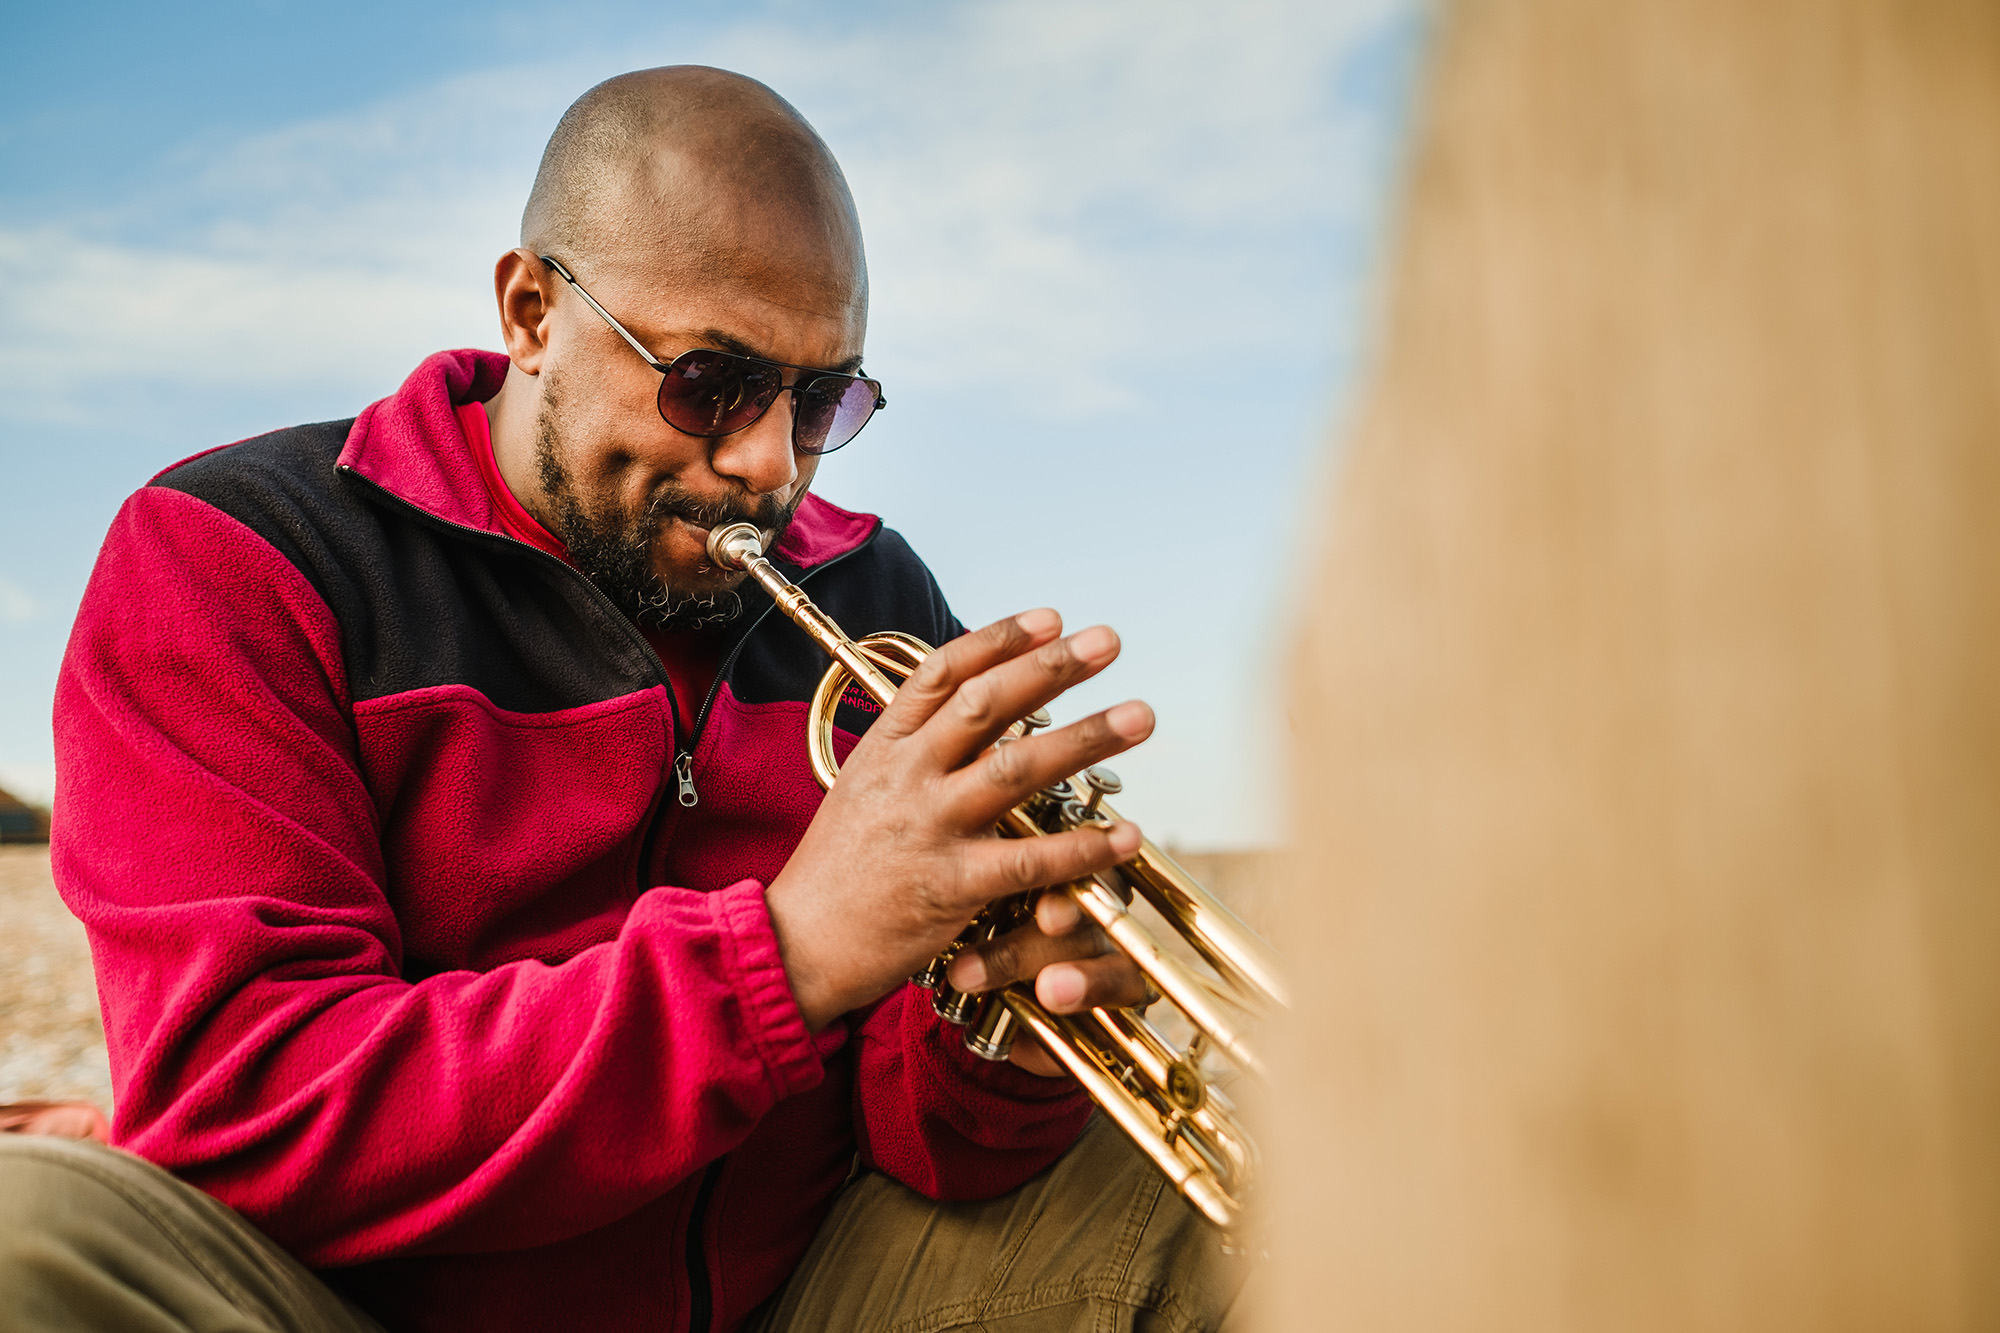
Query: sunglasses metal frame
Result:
<box><xmin>538</xmin><ymin>254</ymin><xmax>886</xmax><ymax>455</ymax></box>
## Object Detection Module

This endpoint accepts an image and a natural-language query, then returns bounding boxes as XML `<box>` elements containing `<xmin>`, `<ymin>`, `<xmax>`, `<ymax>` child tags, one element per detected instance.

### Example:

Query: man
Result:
<box><xmin>0</xmin><ymin>67</ymin><xmax>1241</xmax><ymax>1331</ymax></box>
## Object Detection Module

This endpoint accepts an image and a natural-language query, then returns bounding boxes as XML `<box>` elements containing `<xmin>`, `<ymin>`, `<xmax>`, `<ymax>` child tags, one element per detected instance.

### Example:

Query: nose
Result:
<box><xmin>706</xmin><ymin>392</ymin><xmax>800</xmax><ymax>499</ymax></box>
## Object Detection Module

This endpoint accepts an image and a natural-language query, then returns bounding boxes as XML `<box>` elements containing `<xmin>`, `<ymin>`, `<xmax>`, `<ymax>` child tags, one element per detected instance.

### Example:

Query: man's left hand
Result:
<box><xmin>942</xmin><ymin>890</ymin><xmax>1151</xmax><ymax>1078</ymax></box>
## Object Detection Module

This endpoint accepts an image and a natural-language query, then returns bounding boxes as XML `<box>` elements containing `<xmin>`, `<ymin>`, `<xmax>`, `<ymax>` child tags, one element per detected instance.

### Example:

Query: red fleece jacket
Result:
<box><xmin>51</xmin><ymin>350</ymin><xmax>1089</xmax><ymax>1331</ymax></box>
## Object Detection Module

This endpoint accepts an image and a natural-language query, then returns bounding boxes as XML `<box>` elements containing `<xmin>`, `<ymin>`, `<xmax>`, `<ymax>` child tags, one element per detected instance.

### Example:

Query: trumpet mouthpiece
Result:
<box><xmin>706</xmin><ymin>522</ymin><xmax>765</xmax><ymax>571</ymax></box>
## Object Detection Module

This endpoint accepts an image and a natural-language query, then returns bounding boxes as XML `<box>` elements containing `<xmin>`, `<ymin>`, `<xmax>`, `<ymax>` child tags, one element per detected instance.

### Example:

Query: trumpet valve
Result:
<box><xmin>964</xmin><ymin>995</ymin><xmax>1020</xmax><ymax>1062</ymax></box>
<box><xmin>1080</xmin><ymin>766</ymin><xmax>1122</xmax><ymax>820</ymax></box>
<box><xmin>933</xmin><ymin>983</ymin><xmax>983</xmax><ymax>1026</ymax></box>
<box><xmin>1165</xmin><ymin>1057</ymin><xmax>1208</xmax><ymax>1114</ymax></box>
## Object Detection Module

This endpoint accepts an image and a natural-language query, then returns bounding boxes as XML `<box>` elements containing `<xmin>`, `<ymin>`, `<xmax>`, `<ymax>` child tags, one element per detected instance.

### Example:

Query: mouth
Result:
<box><xmin>632</xmin><ymin>481</ymin><xmax>792</xmax><ymax>584</ymax></box>
<box><xmin>654</xmin><ymin>513</ymin><xmax>770</xmax><ymax>585</ymax></box>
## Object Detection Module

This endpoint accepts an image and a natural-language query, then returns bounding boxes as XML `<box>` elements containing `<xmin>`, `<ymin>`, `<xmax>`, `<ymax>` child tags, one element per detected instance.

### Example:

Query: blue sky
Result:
<box><xmin>0</xmin><ymin>0</ymin><xmax>1425</xmax><ymax>847</ymax></box>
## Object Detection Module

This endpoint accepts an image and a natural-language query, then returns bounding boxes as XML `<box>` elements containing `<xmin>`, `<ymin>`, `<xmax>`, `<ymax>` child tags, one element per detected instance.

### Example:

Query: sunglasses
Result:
<box><xmin>538</xmin><ymin>255</ymin><xmax>885</xmax><ymax>456</ymax></box>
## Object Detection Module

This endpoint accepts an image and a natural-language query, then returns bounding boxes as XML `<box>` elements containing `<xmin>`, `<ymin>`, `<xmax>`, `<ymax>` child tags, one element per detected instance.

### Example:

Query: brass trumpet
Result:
<box><xmin>706</xmin><ymin>522</ymin><xmax>1288</xmax><ymax>1232</ymax></box>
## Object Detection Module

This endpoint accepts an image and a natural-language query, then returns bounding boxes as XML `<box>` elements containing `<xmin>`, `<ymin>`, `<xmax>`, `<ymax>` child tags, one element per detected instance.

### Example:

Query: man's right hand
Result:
<box><xmin>762</xmin><ymin>607</ymin><xmax>1154</xmax><ymax>1031</ymax></box>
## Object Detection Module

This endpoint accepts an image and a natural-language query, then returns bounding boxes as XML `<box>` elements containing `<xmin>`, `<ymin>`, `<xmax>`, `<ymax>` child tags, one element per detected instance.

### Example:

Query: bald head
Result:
<box><xmin>523</xmin><ymin>66</ymin><xmax>866</xmax><ymax>313</ymax></box>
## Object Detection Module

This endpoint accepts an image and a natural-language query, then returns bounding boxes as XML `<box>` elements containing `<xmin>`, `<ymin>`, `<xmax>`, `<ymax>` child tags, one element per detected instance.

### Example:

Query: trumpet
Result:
<box><xmin>706</xmin><ymin>522</ymin><xmax>1289</xmax><ymax>1232</ymax></box>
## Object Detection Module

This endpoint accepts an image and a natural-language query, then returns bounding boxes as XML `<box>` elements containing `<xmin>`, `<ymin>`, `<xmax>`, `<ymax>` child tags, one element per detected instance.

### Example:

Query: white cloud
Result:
<box><xmin>0</xmin><ymin>0</ymin><xmax>1416</xmax><ymax>429</ymax></box>
<box><xmin>0</xmin><ymin>64</ymin><xmax>557</xmax><ymax>422</ymax></box>
<box><xmin>723</xmin><ymin>0</ymin><xmax>1414</xmax><ymax>412</ymax></box>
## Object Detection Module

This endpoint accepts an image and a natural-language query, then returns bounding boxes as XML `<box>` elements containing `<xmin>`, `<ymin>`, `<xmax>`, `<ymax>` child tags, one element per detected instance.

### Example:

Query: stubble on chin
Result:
<box><xmin>529</xmin><ymin>371</ymin><xmax>806</xmax><ymax>631</ymax></box>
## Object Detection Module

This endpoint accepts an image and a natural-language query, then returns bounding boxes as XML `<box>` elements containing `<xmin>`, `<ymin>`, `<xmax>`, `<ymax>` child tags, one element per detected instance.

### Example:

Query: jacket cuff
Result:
<box><xmin>708</xmin><ymin>879</ymin><xmax>822</xmax><ymax>1100</ymax></box>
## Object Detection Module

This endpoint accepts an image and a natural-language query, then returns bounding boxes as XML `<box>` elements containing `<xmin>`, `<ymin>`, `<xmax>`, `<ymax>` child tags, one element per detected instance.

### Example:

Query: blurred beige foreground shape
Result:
<box><xmin>1270</xmin><ymin>0</ymin><xmax>2000</xmax><ymax>1329</ymax></box>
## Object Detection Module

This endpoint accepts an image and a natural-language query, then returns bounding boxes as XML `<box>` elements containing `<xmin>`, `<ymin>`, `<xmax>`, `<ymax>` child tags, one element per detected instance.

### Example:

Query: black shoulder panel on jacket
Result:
<box><xmin>152</xmin><ymin>423</ymin><xmax>665</xmax><ymax>713</ymax></box>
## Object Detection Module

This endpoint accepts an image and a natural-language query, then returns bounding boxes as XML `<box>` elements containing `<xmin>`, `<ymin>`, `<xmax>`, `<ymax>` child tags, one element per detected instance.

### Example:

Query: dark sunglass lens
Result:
<box><xmin>792</xmin><ymin>376</ymin><xmax>882</xmax><ymax>455</ymax></box>
<box><xmin>657</xmin><ymin>350</ymin><xmax>780</xmax><ymax>436</ymax></box>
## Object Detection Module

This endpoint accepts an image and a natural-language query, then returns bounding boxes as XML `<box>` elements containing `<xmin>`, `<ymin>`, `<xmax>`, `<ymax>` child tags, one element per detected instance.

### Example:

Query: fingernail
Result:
<box><xmin>1070</xmin><ymin>625</ymin><xmax>1117</xmax><ymax>665</ymax></box>
<box><xmin>1016</xmin><ymin>608</ymin><xmax>1060</xmax><ymax>637</ymax></box>
<box><xmin>946</xmin><ymin>952</ymin><xmax>987</xmax><ymax>991</ymax></box>
<box><xmin>1106</xmin><ymin>821</ymin><xmax>1142</xmax><ymax>856</ymax></box>
<box><xmin>1106</xmin><ymin>700</ymin><xmax>1152</xmax><ymax>739</ymax></box>
<box><xmin>1040</xmin><ymin>965</ymin><xmax>1087</xmax><ymax>1012</ymax></box>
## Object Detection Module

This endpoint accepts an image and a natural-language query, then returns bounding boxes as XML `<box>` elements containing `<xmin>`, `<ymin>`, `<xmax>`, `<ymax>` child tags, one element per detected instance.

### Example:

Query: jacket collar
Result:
<box><xmin>340</xmin><ymin>349</ymin><xmax>879</xmax><ymax>570</ymax></box>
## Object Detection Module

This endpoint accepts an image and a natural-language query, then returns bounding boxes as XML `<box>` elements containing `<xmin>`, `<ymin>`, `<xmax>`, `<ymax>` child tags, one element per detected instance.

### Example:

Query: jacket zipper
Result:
<box><xmin>341</xmin><ymin>467</ymin><xmax>883</xmax><ymax>1330</ymax></box>
<box><xmin>668</xmin><ymin>527</ymin><xmax>882</xmax><ymax>808</ymax></box>
<box><xmin>337</xmin><ymin>467</ymin><xmax>686</xmax><ymax>885</ymax></box>
<box><xmin>658</xmin><ymin>531</ymin><xmax>882</xmax><ymax>1333</ymax></box>
<box><xmin>341</xmin><ymin>463</ymin><xmax>883</xmax><ymax>847</ymax></box>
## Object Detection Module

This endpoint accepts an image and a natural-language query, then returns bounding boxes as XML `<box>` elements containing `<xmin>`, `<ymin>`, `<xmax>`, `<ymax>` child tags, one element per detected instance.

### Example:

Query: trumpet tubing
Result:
<box><xmin>705</xmin><ymin>522</ymin><xmax>1286</xmax><ymax>1233</ymax></box>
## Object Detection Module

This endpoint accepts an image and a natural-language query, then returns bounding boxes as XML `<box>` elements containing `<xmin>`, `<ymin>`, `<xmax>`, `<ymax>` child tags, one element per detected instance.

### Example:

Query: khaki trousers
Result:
<box><xmin>0</xmin><ymin>1117</ymin><xmax>1245</xmax><ymax>1332</ymax></box>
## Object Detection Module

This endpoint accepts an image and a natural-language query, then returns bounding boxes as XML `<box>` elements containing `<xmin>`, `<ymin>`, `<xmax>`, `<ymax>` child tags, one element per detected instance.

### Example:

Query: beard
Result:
<box><xmin>532</xmin><ymin>370</ymin><xmax>806</xmax><ymax>632</ymax></box>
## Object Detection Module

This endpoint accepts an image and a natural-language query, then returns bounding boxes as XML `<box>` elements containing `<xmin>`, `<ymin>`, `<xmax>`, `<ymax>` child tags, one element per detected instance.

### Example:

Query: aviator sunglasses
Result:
<box><xmin>539</xmin><ymin>255</ymin><xmax>885</xmax><ymax>455</ymax></box>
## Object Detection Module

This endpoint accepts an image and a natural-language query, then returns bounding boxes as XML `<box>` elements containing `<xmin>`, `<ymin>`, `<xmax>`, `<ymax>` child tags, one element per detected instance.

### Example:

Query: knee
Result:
<box><xmin>0</xmin><ymin>1135</ymin><xmax>225</xmax><ymax>1331</ymax></box>
<box><xmin>0</xmin><ymin>1134</ymin><xmax>109</xmax><ymax>1223</ymax></box>
<box><xmin>0</xmin><ymin>1136</ymin><xmax>151</xmax><ymax>1278</ymax></box>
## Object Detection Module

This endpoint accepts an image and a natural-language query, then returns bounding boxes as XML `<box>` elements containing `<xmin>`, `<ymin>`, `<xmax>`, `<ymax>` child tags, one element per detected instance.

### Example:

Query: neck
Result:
<box><xmin>483</xmin><ymin>364</ymin><xmax>551</xmax><ymax>529</ymax></box>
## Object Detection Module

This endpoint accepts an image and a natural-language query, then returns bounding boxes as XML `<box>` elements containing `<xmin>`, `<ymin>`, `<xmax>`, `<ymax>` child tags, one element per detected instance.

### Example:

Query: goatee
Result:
<box><xmin>532</xmin><ymin>374</ymin><xmax>803</xmax><ymax>632</ymax></box>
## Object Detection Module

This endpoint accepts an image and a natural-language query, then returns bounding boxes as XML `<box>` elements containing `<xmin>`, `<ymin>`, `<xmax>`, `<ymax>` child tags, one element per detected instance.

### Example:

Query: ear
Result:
<box><xmin>495</xmin><ymin>248</ymin><xmax>557</xmax><ymax>373</ymax></box>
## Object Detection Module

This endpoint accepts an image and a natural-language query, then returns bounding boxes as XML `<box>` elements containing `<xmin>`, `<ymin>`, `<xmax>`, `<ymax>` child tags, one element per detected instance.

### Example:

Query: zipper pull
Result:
<box><xmin>676</xmin><ymin>752</ymin><xmax>699</xmax><ymax>808</ymax></box>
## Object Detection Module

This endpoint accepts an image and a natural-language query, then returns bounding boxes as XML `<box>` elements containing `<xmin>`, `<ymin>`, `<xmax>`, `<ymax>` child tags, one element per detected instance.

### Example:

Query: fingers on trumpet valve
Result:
<box><xmin>734</xmin><ymin>524</ymin><xmax>1273</xmax><ymax>1230</ymax></box>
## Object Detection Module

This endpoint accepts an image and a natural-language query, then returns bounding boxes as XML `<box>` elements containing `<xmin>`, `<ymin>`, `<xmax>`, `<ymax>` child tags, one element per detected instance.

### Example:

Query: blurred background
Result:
<box><xmin>0</xmin><ymin>0</ymin><xmax>1427</xmax><ymax>851</ymax></box>
<box><xmin>1268</xmin><ymin>2</ymin><xmax>2000</xmax><ymax>1328</ymax></box>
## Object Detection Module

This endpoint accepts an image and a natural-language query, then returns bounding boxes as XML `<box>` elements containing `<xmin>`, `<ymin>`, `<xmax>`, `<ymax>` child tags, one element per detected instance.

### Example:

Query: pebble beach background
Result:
<box><xmin>0</xmin><ymin>844</ymin><xmax>112</xmax><ymax>1110</ymax></box>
